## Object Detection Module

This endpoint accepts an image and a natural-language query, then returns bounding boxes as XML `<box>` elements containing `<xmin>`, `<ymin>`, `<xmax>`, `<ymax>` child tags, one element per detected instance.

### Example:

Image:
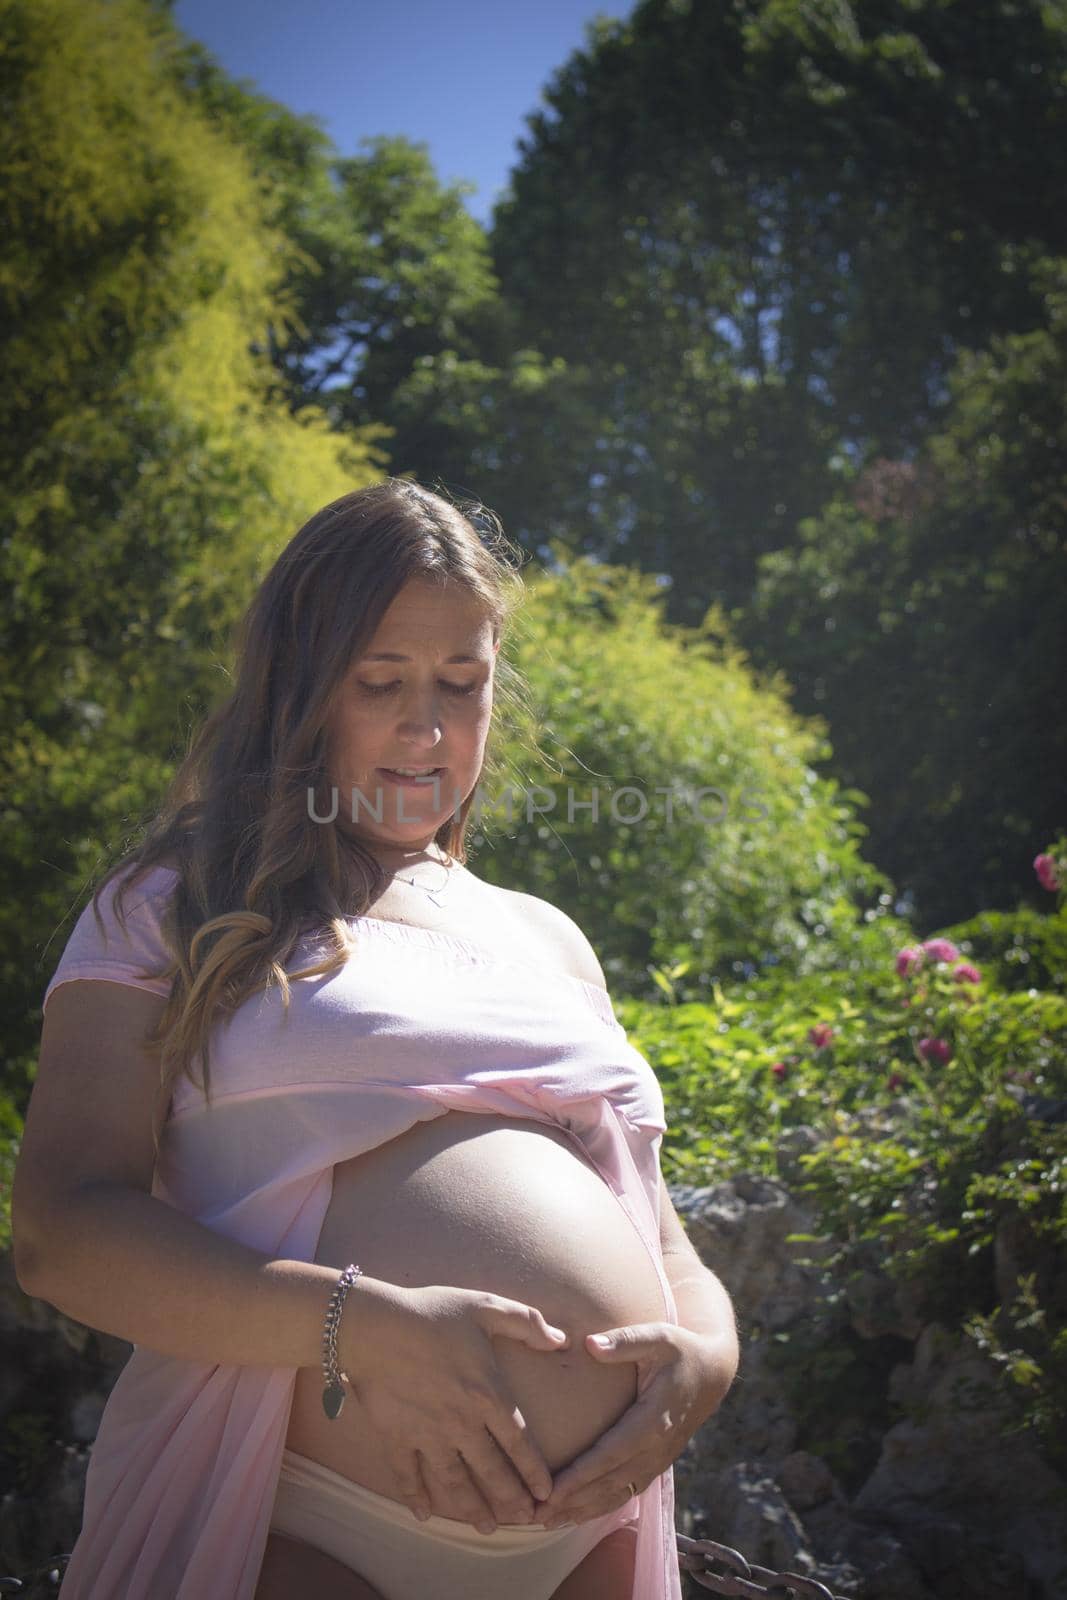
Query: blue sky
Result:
<box><xmin>173</xmin><ymin>0</ymin><xmax>629</xmax><ymax>225</ymax></box>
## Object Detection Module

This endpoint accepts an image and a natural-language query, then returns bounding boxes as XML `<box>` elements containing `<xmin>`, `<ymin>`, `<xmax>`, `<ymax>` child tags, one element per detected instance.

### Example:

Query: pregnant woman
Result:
<box><xmin>13</xmin><ymin>478</ymin><xmax>739</xmax><ymax>1600</ymax></box>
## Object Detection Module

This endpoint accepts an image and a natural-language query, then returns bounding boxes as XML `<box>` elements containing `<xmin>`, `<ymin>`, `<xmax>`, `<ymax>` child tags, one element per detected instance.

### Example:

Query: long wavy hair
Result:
<box><xmin>91</xmin><ymin>478</ymin><xmax>528</xmax><ymax>1156</ymax></box>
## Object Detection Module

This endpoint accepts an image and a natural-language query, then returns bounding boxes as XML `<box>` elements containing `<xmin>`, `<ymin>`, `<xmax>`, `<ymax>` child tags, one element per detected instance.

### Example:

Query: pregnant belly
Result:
<box><xmin>285</xmin><ymin>1110</ymin><xmax>668</xmax><ymax>1509</ymax></box>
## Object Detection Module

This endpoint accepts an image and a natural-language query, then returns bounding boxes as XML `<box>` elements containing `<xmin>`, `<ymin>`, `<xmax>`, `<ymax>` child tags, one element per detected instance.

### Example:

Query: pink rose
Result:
<box><xmin>953</xmin><ymin>962</ymin><xmax>981</xmax><ymax>984</ymax></box>
<box><xmin>922</xmin><ymin>938</ymin><xmax>960</xmax><ymax>964</ymax></box>
<box><xmin>808</xmin><ymin>1024</ymin><xmax>834</xmax><ymax>1050</ymax></box>
<box><xmin>1035</xmin><ymin>854</ymin><xmax>1061</xmax><ymax>892</ymax></box>
<box><xmin>918</xmin><ymin>1036</ymin><xmax>953</xmax><ymax>1066</ymax></box>
<box><xmin>771</xmin><ymin>1061</ymin><xmax>788</xmax><ymax>1080</ymax></box>
<box><xmin>896</xmin><ymin>946</ymin><xmax>924</xmax><ymax>977</ymax></box>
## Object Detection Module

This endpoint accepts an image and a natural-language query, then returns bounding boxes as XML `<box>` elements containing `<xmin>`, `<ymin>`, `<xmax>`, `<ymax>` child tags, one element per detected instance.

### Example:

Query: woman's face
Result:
<box><xmin>326</xmin><ymin>575</ymin><xmax>498</xmax><ymax>858</ymax></box>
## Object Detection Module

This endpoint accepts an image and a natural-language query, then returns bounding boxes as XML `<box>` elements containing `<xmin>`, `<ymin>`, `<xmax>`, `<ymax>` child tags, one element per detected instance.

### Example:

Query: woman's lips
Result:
<box><xmin>377</xmin><ymin>767</ymin><xmax>445</xmax><ymax>789</ymax></box>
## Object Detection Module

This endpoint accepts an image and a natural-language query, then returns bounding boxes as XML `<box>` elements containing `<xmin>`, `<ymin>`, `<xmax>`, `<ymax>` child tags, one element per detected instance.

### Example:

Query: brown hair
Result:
<box><xmin>92</xmin><ymin>478</ymin><xmax>528</xmax><ymax>1155</ymax></box>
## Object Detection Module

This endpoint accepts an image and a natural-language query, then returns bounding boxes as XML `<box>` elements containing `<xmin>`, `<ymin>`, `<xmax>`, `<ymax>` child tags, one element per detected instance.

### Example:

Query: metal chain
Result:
<box><xmin>0</xmin><ymin>1534</ymin><xmax>855</xmax><ymax>1596</ymax></box>
<box><xmin>0</xmin><ymin>1554</ymin><xmax>69</xmax><ymax>1595</ymax></box>
<box><xmin>677</xmin><ymin>1532</ymin><xmax>851</xmax><ymax>1599</ymax></box>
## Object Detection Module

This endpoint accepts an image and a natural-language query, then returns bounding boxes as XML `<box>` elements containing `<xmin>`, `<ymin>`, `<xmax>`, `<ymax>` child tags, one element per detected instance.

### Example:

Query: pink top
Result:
<box><xmin>43</xmin><ymin>865</ymin><xmax>683</xmax><ymax>1600</ymax></box>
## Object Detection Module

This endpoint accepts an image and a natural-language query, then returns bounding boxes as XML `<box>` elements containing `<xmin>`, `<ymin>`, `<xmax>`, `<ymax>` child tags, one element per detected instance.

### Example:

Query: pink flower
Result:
<box><xmin>896</xmin><ymin>946</ymin><xmax>924</xmax><ymax>977</ymax></box>
<box><xmin>953</xmin><ymin>962</ymin><xmax>981</xmax><ymax>984</ymax></box>
<box><xmin>808</xmin><ymin>1024</ymin><xmax>834</xmax><ymax>1050</ymax></box>
<box><xmin>922</xmin><ymin>938</ymin><xmax>960</xmax><ymax>964</ymax></box>
<box><xmin>771</xmin><ymin>1061</ymin><xmax>788</xmax><ymax>1080</ymax></box>
<box><xmin>887</xmin><ymin>1072</ymin><xmax>904</xmax><ymax>1092</ymax></box>
<box><xmin>918</xmin><ymin>1036</ymin><xmax>953</xmax><ymax>1066</ymax></box>
<box><xmin>1035</xmin><ymin>854</ymin><xmax>1061</xmax><ymax>892</ymax></box>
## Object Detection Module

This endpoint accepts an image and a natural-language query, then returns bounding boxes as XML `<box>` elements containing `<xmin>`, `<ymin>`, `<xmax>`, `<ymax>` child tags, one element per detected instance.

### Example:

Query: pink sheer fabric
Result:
<box><xmin>43</xmin><ymin>865</ymin><xmax>683</xmax><ymax>1600</ymax></box>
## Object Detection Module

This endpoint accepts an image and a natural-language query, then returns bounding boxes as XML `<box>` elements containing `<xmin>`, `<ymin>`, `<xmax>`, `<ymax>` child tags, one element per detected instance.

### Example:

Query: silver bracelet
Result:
<box><xmin>322</xmin><ymin>1263</ymin><xmax>363</xmax><ymax>1420</ymax></box>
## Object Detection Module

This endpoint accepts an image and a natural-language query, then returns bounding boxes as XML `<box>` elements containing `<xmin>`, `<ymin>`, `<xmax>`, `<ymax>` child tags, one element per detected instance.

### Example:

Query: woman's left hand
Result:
<box><xmin>534</xmin><ymin>1321</ymin><xmax>736</xmax><ymax>1528</ymax></box>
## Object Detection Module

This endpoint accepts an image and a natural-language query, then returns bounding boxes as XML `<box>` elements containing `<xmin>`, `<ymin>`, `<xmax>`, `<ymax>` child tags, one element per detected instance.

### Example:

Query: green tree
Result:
<box><xmin>475</xmin><ymin>553</ymin><xmax>892</xmax><ymax>995</ymax></box>
<box><xmin>748</xmin><ymin>252</ymin><xmax>1067</xmax><ymax>928</ymax></box>
<box><xmin>0</xmin><ymin>0</ymin><xmax>385</xmax><ymax>1099</ymax></box>
<box><xmin>486</xmin><ymin>0</ymin><xmax>1064</xmax><ymax>620</ymax></box>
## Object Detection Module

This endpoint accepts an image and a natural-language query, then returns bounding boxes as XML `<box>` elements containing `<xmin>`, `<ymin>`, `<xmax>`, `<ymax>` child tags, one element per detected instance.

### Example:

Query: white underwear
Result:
<box><xmin>269</xmin><ymin>1448</ymin><xmax>639</xmax><ymax>1600</ymax></box>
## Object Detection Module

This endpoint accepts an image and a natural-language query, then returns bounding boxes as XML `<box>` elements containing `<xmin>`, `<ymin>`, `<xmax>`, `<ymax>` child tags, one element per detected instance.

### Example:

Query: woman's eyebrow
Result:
<box><xmin>359</xmin><ymin>651</ymin><xmax>485</xmax><ymax>664</ymax></box>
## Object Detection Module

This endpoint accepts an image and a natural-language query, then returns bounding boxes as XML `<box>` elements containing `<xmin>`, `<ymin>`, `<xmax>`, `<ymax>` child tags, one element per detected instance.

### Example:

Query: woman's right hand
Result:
<box><xmin>340</xmin><ymin>1278</ymin><xmax>569</xmax><ymax>1532</ymax></box>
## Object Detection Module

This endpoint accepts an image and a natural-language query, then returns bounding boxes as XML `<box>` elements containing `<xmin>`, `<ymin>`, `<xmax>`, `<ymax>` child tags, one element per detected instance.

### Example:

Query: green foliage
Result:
<box><xmin>631</xmin><ymin>892</ymin><xmax>1067</xmax><ymax>1470</ymax></box>
<box><xmin>168</xmin><ymin>54</ymin><xmax>522</xmax><ymax>484</ymax></box>
<box><xmin>0</xmin><ymin>1094</ymin><xmax>23</xmax><ymax>1256</ymax></box>
<box><xmin>943</xmin><ymin>904</ymin><xmax>1067</xmax><ymax>995</ymax></box>
<box><xmin>1</xmin><ymin>0</ymin><xmax>288</xmax><ymax>425</ymax></box>
<box><xmin>122</xmin><ymin>0</ymin><xmax>1067</xmax><ymax>953</ymax></box>
<box><xmin>764</xmin><ymin>1325</ymin><xmax>907</xmax><ymax>1492</ymax></box>
<box><xmin>265</xmin><ymin>136</ymin><xmax>500</xmax><ymax>424</ymax></box>
<box><xmin>749</xmin><ymin>250</ymin><xmax>1067</xmax><ymax>930</ymax></box>
<box><xmin>470</xmin><ymin>550</ymin><xmax>894</xmax><ymax>996</ymax></box>
<box><xmin>486</xmin><ymin>0</ymin><xmax>1063</xmax><ymax>597</ymax></box>
<box><xmin>469</xmin><ymin>0</ymin><xmax>1067</xmax><ymax>938</ymax></box>
<box><xmin>0</xmin><ymin>0</ymin><xmax>388</xmax><ymax>1106</ymax></box>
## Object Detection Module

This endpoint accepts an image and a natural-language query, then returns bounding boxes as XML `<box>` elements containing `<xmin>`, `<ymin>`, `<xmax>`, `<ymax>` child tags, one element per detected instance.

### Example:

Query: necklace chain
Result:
<box><xmin>392</xmin><ymin>848</ymin><xmax>454</xmax><ymax>907</ymax></box>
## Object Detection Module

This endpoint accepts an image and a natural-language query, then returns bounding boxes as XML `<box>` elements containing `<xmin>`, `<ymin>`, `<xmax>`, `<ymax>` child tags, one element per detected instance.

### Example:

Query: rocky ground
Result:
<box><xmin>671</xmin><ymin>1169</ymin><xmax>1067</xmax><ymax>1600</ymax></box>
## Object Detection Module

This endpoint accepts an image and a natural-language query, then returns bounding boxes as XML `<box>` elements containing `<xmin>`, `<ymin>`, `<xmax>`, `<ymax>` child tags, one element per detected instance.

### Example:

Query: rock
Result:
<box><xmin>672</xmin><ymin>1328</ymin><xmax>800</xmax><ymax>1527</ymax></box>
<box><xmin>776</xmin><ymin>1124</ymin><xmax>821</xmax><ymax>1185</ymax></box>
<box><xmin>0</xmin><ymin>1250</ymin><xmax>129</xmax><ymax>1585</ymax></box>
<box><xmin>670</xmin><ymin>1174</ymin><xmax>837</xmax><ymax>1334</ymax></box>
<box><xmin>0</xmin><ymin>1442</ymin><xmax>85</xmax><ymax>1581</ymax></box>
<box><xmin>803</xmin><ymin>1502</ymin><xmax>932</xmax><ymax>1600</ymax></box>
<box><xmin>854</xmin><ymin>1323</ymin><xmax>1067</xmax><ymax>1597</ymax></box>
<box><xmin>665</xmin><ymin>1180</ymin><xmax>1067</xmax><ymax>1600</ymax></box>
<box><xmin>711</xmin><ymin>1460</ymin><xmax>820</xmax><ymax>1576</ymax></box>
<box><xmin>1003</xmin><ymin>1084</ymin><xmax>1067</xmax><ymax>1124</ymax></box>
<box><xmin>899</xmin><ymin>1513</ymin><xmax>1026</xmax><ymax>1598</ymax></box>
<box><xmin>778</xmin><ymin>1449</ymin><xmax>843</xmax><ymax>1511</ymax></box>
<box><xmin>845</xmin><ymin>1266</ymin><xmax>926</xmax><ymax>1341</ymax></box>
<box><xmin>69</xmin><ymin>1389</ymin><xmax>110</xmax><ymax>1444</ymax></box>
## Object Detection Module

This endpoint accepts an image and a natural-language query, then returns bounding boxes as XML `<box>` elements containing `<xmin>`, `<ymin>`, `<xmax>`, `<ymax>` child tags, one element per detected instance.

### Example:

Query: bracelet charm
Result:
<box><xmin>322</xmin><ymin>1263</ymin><xmax>363</xmax><ymax>1420</ymax></box>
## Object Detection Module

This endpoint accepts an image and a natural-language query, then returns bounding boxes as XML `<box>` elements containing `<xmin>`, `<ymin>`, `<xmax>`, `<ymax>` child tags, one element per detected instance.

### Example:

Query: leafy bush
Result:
<box><xmin>0</xmin><ymin>1095</ymin><xmax>22</xmax><ymax>1257</ymax></box>
<box><xmin>476</xmin><ymin>550</ymin><xmax>894</xmax><ymax>997</ymax></box>
<box><xmin>634</xmin><ymin>883</ymin><xmax>1067</xmax><ymax>1472</ymax></box>
<box><xmin>2</xmin><ymin>0</ymin><xmax>386</xmax><ymax>1108</ymax></box>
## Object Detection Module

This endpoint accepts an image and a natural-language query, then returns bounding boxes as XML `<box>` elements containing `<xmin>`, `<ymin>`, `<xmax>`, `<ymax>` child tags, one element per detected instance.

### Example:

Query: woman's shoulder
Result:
<box><xmin>106</xmin><ymin>858</ymin><xmax>181</xmax><ymax>906</ymax></box>
<box><xmin>42</xmin><ymin>859</ymin><xmax>179</xmax><ymax>1013</ymax></box>
<box><xmin>484</xmin><ymin>883</ymin><xmax>608</xmax><ymax>991</ymax></box>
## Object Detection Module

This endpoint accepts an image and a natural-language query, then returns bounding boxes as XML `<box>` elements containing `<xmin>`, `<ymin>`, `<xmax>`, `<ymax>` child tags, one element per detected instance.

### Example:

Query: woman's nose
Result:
<box><xmin>395</xmin><ymin>687</ymin><xmax>446</xmax><ymax>741</ymax></box>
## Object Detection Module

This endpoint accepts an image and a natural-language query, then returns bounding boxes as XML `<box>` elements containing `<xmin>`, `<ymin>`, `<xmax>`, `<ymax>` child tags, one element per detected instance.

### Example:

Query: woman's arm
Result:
<box><xmin>659</xmin><ymin>1174</ymin><xmax>741</xmax><ymax>1379</ymax></box>
<box><xmin>15</xmin><ymin>980</ymin><xmax>351</xmax><ymax>1369</ymax></box>
<box><xmin>15</xmin><ymin>980</ymin><xmax>569</xmax><ymax>1527</ymax></box>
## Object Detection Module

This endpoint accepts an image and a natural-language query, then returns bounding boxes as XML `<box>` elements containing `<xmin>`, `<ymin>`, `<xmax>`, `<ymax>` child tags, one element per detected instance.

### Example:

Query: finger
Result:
<box><xmin>420</xmin><ymin>1449</ymin><xmax>498</xmax><ymax>1535</ymax></box>
<box><xmin>540</xmin><ymin>1471</ymin><xmax>646</xmax><ymax>1529</ymax></box>
<box><xmin>459</xmin><ymin>1429</ymin><xmax>538</xmax><ymax>1525</ymax></box>
<box><xmin>484</xmin><ymin>1390</ymin><xmax>554</xmax><ymax>1502</ymax></box>
<box><xmin>585</xmin><ymin>1324</ymin><xmax>675</xmax><ymax>1361</ymax></box>
<box><xmin>479</xmin><ymin>1295</ymin><xmax>569</xmax><ymax>1352</ymax></box>
<box><xmin>542</xmin><ymin>1488</ymin><xmax>639</xmax><ymax>1530</ymax></box>
<box><xmin>539</xmin><ymin>1478</ymin><xmax>630</xmax><ymax>1526</ymax></box>
<box><xmin>383</xmin><ymin>1447</ymin><xmax>433</xmax><ymax>1522</ymax></box>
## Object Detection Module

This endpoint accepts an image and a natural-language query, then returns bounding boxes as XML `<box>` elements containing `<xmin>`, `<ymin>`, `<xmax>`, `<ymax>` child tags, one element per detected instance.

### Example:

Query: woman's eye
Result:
<box><xmin>356</xmin><ymin>680</ymin><xmax>480</xmax><ymax>698</ymax></box>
